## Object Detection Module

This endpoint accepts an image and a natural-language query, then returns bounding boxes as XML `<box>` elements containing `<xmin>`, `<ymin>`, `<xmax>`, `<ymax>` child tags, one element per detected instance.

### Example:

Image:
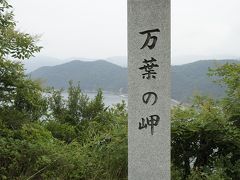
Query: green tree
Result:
<box><xmin>0</xmin><ymin>0</ymin><xmax>45</xmax><ymax>128</ymax></box>
<box><xmin>0</xmin><ymin>1</ymin><xmax>129</xmax><ymax>179</ymax></box>
<box><xmin>208</xmin><ymin>63</ymin><xmax>240</xmax><ymax>127</ymax></box>
<box><xmin>0</xmin><ymin>0</ymin><xmax>41</xmax><ymax>59</ymax></box>
<box><xmin>172</xmin><ymin>63</ymin><xmax>240</xmax><ymax>180</ymax></box>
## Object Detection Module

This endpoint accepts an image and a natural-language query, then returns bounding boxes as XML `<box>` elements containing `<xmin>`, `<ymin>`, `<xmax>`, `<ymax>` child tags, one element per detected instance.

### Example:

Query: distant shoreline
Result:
<box><xmin>61</xmin><ymin>89</ymin><xmax>128</xmax><ymax>96</ymax></box>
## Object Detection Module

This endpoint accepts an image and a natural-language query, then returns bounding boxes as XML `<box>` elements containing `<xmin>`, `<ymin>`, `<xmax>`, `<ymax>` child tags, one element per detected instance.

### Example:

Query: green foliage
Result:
<box><xmin>208</xmin><ymin>63</ymin><xmax>240</xmax><ymax>96</ymax></box>
<box><xmin>0</xmin><ymin>0</ymin><xmax>46</xmax><ymax>129</ymax></box>
<box><xmin>69</xmin><ymin>103</ymin><xmax>128</xmax><ymax>180</ymax></box>
<box><xmin>172</xmin><ymin>63</ymin><xmax>240</xmax><ymax>179</ymax></box>
<box><xmin>209</xmin><ymin>63</ymin><xmax>240</xmax><ymax>127</ymax></box>
<box><xmin>1</xmin><ymin>1</ymin><xmax>240</xmax><ymax>179</ymax></box>
<box><xmin>0</xmin><ymin>0</ymin><xmax>41</xmax><ymax>59</ymax></box>
<box><xmin>45</xmin><ymin>120</ymin><xmax>77</xmax><ymax>143</ymax></box>
<box><xmin>1</xmin><ymin>81</ymin><xmax>128</xmax><ymax>180</ymax></box>
<box><xmin>44</xmin><ymin>83</ymin><xmax>128</xmax><ymax>179</ymax></box>
<box><xmin>0</xmin><ymin>122</ymin><xmax>61</xmax><ymax>179</ymax></box>
<box><xmin>47</xmin><ymin>87</ymin><xmax>66</xmax><ymax>121</ymax></box>
<box><xmin>0</xmin><ymin>51</ymin><xmax>47</xmax><ymax>129</ymax></box>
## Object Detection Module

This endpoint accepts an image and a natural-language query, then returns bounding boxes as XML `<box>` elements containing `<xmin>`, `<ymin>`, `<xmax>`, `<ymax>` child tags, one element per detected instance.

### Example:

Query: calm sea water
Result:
<box><xmin>63</xmin><ymin>92</ymin><xmax>128</xmax><ymax>107</ymax></box>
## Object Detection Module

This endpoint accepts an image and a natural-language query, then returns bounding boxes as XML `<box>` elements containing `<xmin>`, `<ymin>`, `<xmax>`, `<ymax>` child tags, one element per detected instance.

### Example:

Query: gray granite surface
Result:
<box><xmin>128</xmin><ymin>0</ymin><xmax>171</xmax><ymax>179</ymax></box>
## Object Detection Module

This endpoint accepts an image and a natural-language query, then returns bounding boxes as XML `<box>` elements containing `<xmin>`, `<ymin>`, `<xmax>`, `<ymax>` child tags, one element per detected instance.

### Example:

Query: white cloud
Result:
<box><xmin>11</xmin><ymin>0</ymin><xmax>127</xmax><ymax>60</ymax></box>
<box><xmin>172</xmin><ymin>0</ymin><xmax>240</xmax><ymax>64</ymax></box>
<box><xmin>10</xmin><ymin>0</ymin><xmax>240</xmax><ymax>64</ymax></box>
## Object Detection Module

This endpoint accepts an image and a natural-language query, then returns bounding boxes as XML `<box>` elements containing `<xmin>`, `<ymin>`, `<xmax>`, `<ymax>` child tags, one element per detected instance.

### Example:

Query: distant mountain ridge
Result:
<box><xmin>30</xmin><ymin>60</ymin><xmax>127</xmax><ymax>93</ymax></box>
<box><xmin>29</xmin><ymin>59</ymin><xmax>240</xmax><ymax>102</ymax></box>
<box><xmin>25</xmin><ymin>56</ymin><xmax>127</xmax><ymax>73</ymax></box>
<box><xmin>171</xmin><ymin>60</ymin><xmax>239</xmax><ymax>101</ymax></box>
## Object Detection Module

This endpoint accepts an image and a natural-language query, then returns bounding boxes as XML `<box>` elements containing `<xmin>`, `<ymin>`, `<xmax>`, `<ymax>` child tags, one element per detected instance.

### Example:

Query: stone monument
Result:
<box><xmin>128</xmin><ymin>0</ymin><xmax>171</xmax><ymax>179</ymax></box>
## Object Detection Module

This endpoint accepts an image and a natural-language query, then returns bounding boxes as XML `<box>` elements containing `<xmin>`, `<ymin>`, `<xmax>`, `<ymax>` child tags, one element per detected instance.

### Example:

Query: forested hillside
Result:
<box><xmin>30</xmin><ymin>60</ymin><xmax>128</xmax><ymax>93</ymax></box>
<box><xmin>30</xmin><ymin>59</ymin><xmax>239</xmax><ymax>102</ymax></box>
<box><xmin>171</xmin><ymin>60</ymin><xmax>239</xmax><ymax>101</ymax></box>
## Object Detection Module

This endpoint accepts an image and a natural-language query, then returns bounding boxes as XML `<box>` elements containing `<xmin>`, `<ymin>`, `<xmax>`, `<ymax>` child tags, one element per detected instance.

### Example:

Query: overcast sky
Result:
<box><xmin>10</xmin><ymin>0</ymin><xmax>240</xmax><ymax>65</ymax></box>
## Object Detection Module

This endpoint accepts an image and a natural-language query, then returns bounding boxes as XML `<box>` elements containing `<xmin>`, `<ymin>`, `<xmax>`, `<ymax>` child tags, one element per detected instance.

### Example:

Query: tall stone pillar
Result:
<box><xmin>128</xmin><ymin>0</ymin><xmax>171</xmax><ymax>179</ymax></box>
